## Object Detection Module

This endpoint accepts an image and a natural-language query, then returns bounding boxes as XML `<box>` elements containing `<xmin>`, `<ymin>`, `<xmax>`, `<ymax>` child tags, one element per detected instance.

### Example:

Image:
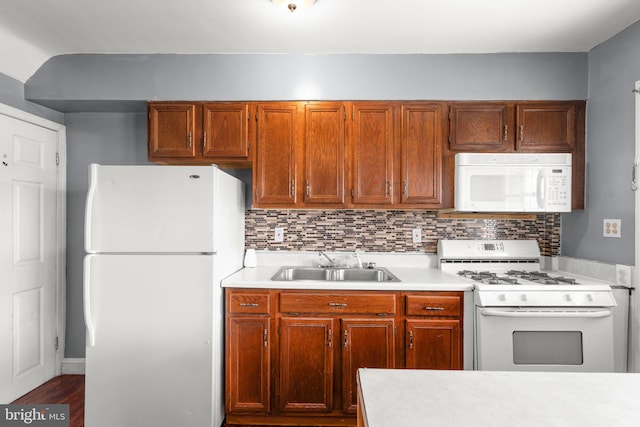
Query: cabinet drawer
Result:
<box><xmin>280</xmin><ymin>292</ymin><xmax>396</xmax><ymax>315</ymax></box>
<box><xmin>406</xmin><ymin>295</ymin><xmax>460</xmax><ymax>317</ymax></box>
<box><xmin>228</xmin><ymin>292</ymin><xmax>270</xmax><ymax>314</ymax></box>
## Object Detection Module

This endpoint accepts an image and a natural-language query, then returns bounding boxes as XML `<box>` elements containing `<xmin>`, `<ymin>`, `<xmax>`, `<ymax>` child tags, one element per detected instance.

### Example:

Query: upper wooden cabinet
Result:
<box><xmin>251</xmin><ymin>101</ymin><xmax>445</xmax><ymax>209</ymax></box>
<box><xmin>448</xmin><ymin>103</ymin><xmax>514</xmax><ymax>152</ymax></box>
<box><xmin>148</xmin><ymin>102</ymin><xmax>252</xmax><ymax>166</ymax></box>
<box><xmin>253</xmin><ymin>103</ymin><xmax>300</xmax><ymax>207</ymax></box>
<box><xmin>202</xmin><ymin>103</ymin><xmax>250</xmax><ymax>159</ymax></box>
<box><xmin>302</xmin><ymin>102</ymin><xmax>347</xmax><ymax>207</ymax></box>
<box><xmin>516</xmin><ymin>102</ymin><xmax>576</xmax><ymax>152</ymax></box>
<box><xmin>448</xmin><ymin>101</ymin><xmax>581</xmax><ymax>154</ymax></box>
<box><xmin>400</xmin><ymin>103</ymin><xmax>445</xmax><ymax>206</ymax></box>
<box><xmin>148</xmin><ymin>103</ymin><xmax>197</xmax><ymax>159</ymax></box>
<box><xmin>351</xmin><ymin>103</ymin><xmax>395</xmax><ymax>206</ymax></box>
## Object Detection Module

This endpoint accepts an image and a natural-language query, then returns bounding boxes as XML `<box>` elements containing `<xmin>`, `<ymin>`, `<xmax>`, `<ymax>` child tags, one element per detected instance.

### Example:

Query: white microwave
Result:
<box><xmin>454</xmin><ymin>153</ymin><xmax>572</xmax><ymax>212</ymax></box>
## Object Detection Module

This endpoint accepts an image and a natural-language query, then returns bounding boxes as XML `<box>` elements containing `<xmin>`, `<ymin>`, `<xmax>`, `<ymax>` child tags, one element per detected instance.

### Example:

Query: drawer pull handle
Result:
<box><xmin>424</xmin><ymin>306</ymin><xmax>445</xmax><ymax>311</ymax></box>
<box><xmin>240</xmin><ymin>303</ymin><xmax>259</xmax><ymax>307</ymax></box>
<box><xmin>328</xmin><ymin>302</ymin><xmax>348</xmax><ymax>307</ymax></box>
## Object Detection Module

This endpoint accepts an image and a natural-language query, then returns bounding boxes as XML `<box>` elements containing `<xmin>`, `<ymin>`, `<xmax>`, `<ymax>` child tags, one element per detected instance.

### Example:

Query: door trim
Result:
<box><xmin>0</xmin><ymin>102</ymin><xmax>67</xmax><ymax>377</ymax></box>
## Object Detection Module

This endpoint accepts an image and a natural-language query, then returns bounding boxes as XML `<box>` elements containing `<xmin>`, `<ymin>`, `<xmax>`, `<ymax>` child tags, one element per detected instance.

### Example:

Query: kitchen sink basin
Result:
<box><xmin>271</xmin><ymin>267</ymin><xmax>400</xmax><ymax>282</ymax></box>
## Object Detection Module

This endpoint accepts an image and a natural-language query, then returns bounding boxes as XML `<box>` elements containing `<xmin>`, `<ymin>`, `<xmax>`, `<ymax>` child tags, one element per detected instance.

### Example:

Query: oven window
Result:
<box><xmin>512</xmin><ymin>331</ymin><xmax>583</xmax><ymax>365</ymax></box>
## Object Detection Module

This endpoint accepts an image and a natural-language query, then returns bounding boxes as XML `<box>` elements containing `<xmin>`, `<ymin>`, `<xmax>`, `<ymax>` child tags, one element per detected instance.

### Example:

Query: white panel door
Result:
<box><xmin>0</xmin><ymin>114</ymin><xmax>58</xmax><ymax>402</ymax></box>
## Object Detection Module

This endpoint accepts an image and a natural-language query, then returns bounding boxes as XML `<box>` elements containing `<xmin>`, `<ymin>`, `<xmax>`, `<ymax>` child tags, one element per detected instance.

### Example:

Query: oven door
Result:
<box><xmin>475</xmin><ymin>307</ymin><xmax>614</xmax><ymax>372</ymax></box>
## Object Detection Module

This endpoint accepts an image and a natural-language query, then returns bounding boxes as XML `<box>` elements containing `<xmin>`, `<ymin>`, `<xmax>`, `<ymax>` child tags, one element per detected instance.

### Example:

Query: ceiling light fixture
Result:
<box><xmin>272</xmin><ymin>0</ymin><xmax>317</xmax><ymax>13</ymax></box>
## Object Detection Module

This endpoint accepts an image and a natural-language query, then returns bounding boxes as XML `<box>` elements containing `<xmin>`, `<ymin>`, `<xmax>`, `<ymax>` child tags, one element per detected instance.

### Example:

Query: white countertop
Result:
<box><xmin>357</xmin><ymin>368</ymin><xmax>640</xmax><ymax>427</ymax></box>
<box><xmin>222</xmin><ymin>266</ymin><xmax>473</xmax><ymax>291</ymax></box>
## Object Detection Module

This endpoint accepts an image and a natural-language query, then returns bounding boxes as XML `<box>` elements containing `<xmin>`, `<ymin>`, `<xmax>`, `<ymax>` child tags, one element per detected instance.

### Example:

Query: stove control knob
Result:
<box><xmin>520</xmin><ymin>294</ymin><xmax>528</xmax><ymax>302</ymax></box>
<box><xmin>498</xmin><ymin>294</ymin><xmax>506</xmax><ymax>302</ymax></box>
<box><xmin>565</xmin><ymin>294</ymin><xmax>572</xmax><ymax>302</ymax></box>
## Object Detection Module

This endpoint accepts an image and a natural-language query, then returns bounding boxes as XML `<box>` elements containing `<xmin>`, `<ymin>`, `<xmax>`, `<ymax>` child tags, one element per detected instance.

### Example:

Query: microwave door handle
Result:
<box><xmin>536</xmin><ymin>170</ymin><xmax>546</xmax><ymax>209</ymax></box>
<box><xmin>480</xmin><ymin>309</ymin><xmax>612</xmax><ymax>319</ymax></box>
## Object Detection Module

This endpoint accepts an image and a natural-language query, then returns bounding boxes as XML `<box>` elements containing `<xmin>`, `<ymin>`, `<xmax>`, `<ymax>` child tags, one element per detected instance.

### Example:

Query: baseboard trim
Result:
<box><xmin>61</xmin><ymin>358</ymin><xmax>85</xmax><ymax>374</ymax></box>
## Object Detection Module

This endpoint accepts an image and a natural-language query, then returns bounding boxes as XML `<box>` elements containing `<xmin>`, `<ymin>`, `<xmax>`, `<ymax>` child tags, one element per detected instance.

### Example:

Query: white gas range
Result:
<box><xmin>438</xmin><ymin>239</ymin><xmax>616</xmax><ymax>372</ymax></box>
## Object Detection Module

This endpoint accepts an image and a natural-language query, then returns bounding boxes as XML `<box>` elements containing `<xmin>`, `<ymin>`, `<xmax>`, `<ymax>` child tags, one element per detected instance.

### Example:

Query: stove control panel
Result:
<box><xmin>476</xmin><ymin>290</ymin><xmax>617</xmax><ymax>307</ymax></box>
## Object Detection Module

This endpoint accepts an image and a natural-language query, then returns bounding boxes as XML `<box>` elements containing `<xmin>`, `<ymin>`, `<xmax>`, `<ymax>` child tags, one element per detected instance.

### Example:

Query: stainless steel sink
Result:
<box><xmin>271</xmin><ymin>267</ymin><xmax>400</xmax><ymax>282</ymax></box>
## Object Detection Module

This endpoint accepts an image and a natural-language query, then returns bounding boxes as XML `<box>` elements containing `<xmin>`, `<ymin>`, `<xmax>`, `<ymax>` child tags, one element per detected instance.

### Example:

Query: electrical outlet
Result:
<box><xmin>412</xmin><ymin>228</ymin><xmax>422</xmax><ymax>244</ymax></box>
<box><xmin>616</xmin><ymin>264</ymin><xmax>631</xmax><ymax>286</ymax></box>
<box><xmin>603</xmin><ymin>219</ymin><xmax>621</xmax><ymax>238</ymax></box>
<box><xmin>274</xmin><ymin>227</ymin><xmax>284</xmax><ymax>242</ymax></box>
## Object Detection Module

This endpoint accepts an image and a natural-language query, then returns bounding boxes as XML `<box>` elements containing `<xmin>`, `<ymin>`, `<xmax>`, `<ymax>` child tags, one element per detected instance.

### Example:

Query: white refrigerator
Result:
<box><xmin>83</xmin><ymin>164</ymin><xmax>245</xmax><ymax>427</ymax></box>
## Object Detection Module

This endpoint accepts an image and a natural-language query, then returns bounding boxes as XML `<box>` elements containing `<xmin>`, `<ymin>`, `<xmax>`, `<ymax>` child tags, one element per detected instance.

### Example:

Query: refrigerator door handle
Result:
<box><xmin>84</xmin><ymin>256</ymin><xmax>96</xmax><ymax>347</ymax></box>
<box><xmin>84</xmin><ymin>164</ymin><xmax>98</xmax><ymax>252</ymax></box>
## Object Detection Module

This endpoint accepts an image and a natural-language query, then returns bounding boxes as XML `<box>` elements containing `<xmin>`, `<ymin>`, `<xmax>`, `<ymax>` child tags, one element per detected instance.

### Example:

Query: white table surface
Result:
<box><xmin>357</xmin><ymin>368</ymin><xmax>640</xmax><ymax>427</ymax></box>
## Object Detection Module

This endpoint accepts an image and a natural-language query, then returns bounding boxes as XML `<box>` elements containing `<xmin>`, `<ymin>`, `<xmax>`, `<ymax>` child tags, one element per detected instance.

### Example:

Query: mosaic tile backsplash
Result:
<box><xmin>245</xmin><ymin>210</ymin><xmax>560</xmax><ymax>256</ymax></box>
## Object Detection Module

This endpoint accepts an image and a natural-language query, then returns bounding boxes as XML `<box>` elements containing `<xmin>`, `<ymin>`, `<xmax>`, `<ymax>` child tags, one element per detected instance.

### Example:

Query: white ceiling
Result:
<box><xmin>1</xmin><ymin>0</ymin><xmax>639</xmax><ymax>83</ymax></box>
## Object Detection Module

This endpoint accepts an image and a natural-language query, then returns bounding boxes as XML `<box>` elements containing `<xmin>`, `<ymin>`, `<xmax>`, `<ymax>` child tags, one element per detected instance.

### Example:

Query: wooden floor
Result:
<box><xmin>9</xmin><ymin>375</ymin><xmax>339</xmax><ymax>427</ymax></box>
<box><xmin>11</xmin><ymin>375</ymin><xmax>85</xmax><ymax>427</ymax></box>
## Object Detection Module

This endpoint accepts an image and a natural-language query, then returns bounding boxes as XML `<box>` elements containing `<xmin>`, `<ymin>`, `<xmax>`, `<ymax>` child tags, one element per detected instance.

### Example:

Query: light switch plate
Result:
<box><xmin>274</xmin><ymin>227</ymin><xmax>284</xmax><ymax>242</ymax></box>
<box><xmin>412</xmin><ymin>228</ymin><xmax>422</xmax><ymax>244</ymax></box>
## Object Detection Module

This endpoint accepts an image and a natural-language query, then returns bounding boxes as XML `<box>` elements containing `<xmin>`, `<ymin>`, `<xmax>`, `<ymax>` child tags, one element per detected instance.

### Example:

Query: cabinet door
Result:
<box><xmin>278</xmin><ymin>317</ymin><xmax>334</xmax><ymax>413</ymax></box>
<box><xmin>148</xmin><ymin>103</ymin><xmax>197</xmax><ymax>158</ymax></box>
<box><xmin>202</xmin><ymin>102</ymin><xmax>250</xmax><ymax>159</ymax></box>
<box><xmin>341</xmin><ymin>319</ymin><xmax>395</xmax><ymax>413</ymax></box>
<box><xmin>351</xmin><ymin>103</ymin><xmax>394</xmax><ymax>205</ymax></box>
<box><xmin>254</xmin><ymin>103</ymin><xmax>300</xmax><ymax>206</ymax></box>
<box><xmin>516</xmin><ymin>103</ymin><xmax>576</xmax><ymax>152</ymax></box>
<box><xmin>400</xmin><ymin>103</ymin><xmax>444</xmax><ymax>206</ymax></box>
<box><xmin>226</xmin><ymin>317</ymin><xmax>270</xmax><ymax>413</ymax></box>
<box><xmin>303</xmin><ymin>102</ymin><xmax>346</xmax><ymax>206</ymax></box>
<box><xmin>448</xmin><ymin>103</ymin><xmax>513</xmax><ymax>152</ymax></box>
<box><xmin>405</xmin><ymin>319</ymin><xmax>461</xmax><ymax>370</ymax></box>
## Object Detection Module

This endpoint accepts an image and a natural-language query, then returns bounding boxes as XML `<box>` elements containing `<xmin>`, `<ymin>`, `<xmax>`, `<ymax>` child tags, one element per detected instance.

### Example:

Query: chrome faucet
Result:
<box><xmin>353</xmin><ymin>251</ymin><xmax>363</xmax><ymax>269</ymax></box>
<box><xmin>319</xmin><ymin>251</ymin><xmax>336</xmax><ymax>266</ymax></box>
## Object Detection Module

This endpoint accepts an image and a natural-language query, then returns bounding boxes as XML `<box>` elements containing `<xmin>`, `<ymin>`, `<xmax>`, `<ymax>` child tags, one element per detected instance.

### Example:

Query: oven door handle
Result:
<box><xmin>480</xmin><ymin>309</ymin><xmax>612</xmax><ymax>319</ymax></box>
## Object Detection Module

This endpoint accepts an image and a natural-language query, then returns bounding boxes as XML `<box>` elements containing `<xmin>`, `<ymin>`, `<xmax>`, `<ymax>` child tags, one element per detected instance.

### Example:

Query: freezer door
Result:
<box><xmin>84</xmin><ymin>254</ymin><xmax>223</xmax><ymax>427</ymax></box>
<box><xmin>85</xmin><ymin>164</ymin><xmax>215</xmax><ymax>253</ymax></box>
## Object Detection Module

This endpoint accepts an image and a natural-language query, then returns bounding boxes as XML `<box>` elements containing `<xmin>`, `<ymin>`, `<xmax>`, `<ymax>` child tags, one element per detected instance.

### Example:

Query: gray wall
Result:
<box><xmin>561</xmin><ymin>20</ymin><xmax>640</xmax><ymax>265</ymax></box>
<box><xmin>0</xmin><ymin>72</ymin><xmax>63</xmax><ymax>122</ymax></box>
<box><xmin>26</xmin><ymin>53</ymin><xmax>588</xmax><ymax>108</ymax></box>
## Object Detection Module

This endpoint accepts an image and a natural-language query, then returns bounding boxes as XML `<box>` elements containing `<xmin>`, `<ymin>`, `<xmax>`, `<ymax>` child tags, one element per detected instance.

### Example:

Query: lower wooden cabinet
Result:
<box><xmin>405</xmin><ymin>319</ymin><xmax>461</xmax><ymax>370</ymax></box>
<box><xmin>278</xmin><ymin>317</ymin><xmax>334</xmax><ymax>413</ymax></box>
<box><xmin>226</xmin><ymin>317</ymin><xmax>270</xmax><ymax>413</ymax></box>
<box><xmin>341</xmin><ymin>319</ymin><xmax>396</xmax><ymax>413</ymax></box>
<box><xmin>225</xmin><ymin>288</ymin><xmax>463</xmax><ymax>426</ymax></box>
